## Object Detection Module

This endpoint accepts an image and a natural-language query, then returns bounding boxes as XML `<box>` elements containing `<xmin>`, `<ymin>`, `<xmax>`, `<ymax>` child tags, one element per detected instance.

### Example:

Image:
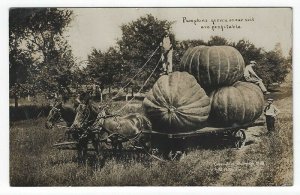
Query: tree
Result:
<box><xmin>9</xmin><ymin>8</ymin><xmax>74</xmax><ymax>106</ymax></box>
<box><xmin>207</xmin><ymin>36</ymin><xmax>229</xmax><ymax>46</ymax></box>
<box><xmin>9</xmin><ymin>9</ymin><xmax>35</xmax><ymax>107</ymax></box>
<box><xmin>117</xmin><ymin>14</ymin><xmax>176</xmax><ymax>91</ymax></box>
<box><xmin>258</xmin><ymin>44</ymin><xmax>288</xmax><ymax>87</ymax></box>
<box><xmin>9</xmin><ymin>47</ymin><xmax>33</xmax><ymax>107</ymax></box>
<box><xmin>231</xmin><ymin>39</ymin><xmax>264</xmax><ymax>64</ymax></box>
<box><xmin>86</xmin><ymin>47</ymin><xmax>123</xmax><ymax>94</ymax></box>
<box><xmin>231</xmin><ymin>40</ymin><xmax>288</xmax><ymax>87</ymax></box>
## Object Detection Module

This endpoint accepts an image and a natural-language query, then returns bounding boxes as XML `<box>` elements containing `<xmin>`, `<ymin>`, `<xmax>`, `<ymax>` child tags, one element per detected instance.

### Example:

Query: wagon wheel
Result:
<box><xmin>232</xmin><ymin>129</ymin><xmax>246</xmax><ymax>149</ymax></box>
<box><xmin>136</xmin><ymin>133</ymin><xmax>152</xmax><ymax>152</ymax></box>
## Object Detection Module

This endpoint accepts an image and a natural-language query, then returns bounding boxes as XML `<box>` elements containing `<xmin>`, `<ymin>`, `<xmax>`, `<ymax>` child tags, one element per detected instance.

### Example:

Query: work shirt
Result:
<box><xmin>264</xmin><ymin>104</ymin><xmax>280</xmax><ymax>117</ymax></box>
<box><xmin>244</xmin><ymin>65</ymin><xmax>253</xmax><ymax>78</ymax></box>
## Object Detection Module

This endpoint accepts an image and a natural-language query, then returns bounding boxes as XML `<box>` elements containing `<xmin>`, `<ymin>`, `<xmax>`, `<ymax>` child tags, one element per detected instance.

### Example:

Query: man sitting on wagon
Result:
<box><xmin>244</xmin><ymin>60</ymin><xmax>270</xmax><ymax>95</ymax></box>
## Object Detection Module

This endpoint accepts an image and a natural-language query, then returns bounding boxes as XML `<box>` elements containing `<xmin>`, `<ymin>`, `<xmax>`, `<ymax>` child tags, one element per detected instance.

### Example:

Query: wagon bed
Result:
<box><xmin>142</xmin><ymin>120</ymin><xmax>265</xmax><ymax>139</ymax></box>
<box><xmin>53</xmin><ymin>119</ymin><xmax>265</xmax><ymax>162</ymax></box>
<box><xmin>140</xmin><ymin>119</ymin><xmax>265</xmax><ymax>152</ymax></box>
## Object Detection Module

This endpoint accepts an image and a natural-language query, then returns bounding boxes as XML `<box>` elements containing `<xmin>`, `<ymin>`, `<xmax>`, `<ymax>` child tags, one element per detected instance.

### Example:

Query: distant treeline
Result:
<box><xmin>10</xmin><ymin>105</ymin><xmax>51</xmax><ymax>122</ymax></box>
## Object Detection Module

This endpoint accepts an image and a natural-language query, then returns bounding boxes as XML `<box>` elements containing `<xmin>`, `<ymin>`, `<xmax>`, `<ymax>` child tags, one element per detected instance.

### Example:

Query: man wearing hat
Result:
<box><xmin>244</xmin><ymin>60</ymin><xmax>270</xmax><ymax>95</ymax></box>
<box><xmin>160</xmin><ymin>32</ymin><xmax>173</xmax><ymax>75</ymax></box>
<box><xmin>264</xmin><ymin>98</ymin><xmax>280</xmax><ymax>134</ymax></box>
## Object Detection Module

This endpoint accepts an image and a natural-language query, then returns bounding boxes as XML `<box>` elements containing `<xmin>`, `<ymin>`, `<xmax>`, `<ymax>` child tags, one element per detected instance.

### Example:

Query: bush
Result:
<box><xmin>10</xmin><ymin>105</ymin><xmax>51</xmax><ymax>121</ymax></box>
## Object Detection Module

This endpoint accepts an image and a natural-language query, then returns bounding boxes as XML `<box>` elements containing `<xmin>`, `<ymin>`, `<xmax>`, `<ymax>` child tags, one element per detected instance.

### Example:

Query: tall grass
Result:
<box><xmin>10</xmin><ymin>98</ymin><xmax>292</xmax><ymax>186</ymax></box>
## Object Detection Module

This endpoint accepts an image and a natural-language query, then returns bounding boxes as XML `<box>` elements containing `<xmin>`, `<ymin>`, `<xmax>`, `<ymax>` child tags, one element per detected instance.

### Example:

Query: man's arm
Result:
<box><xmin>249</xmin><ymin>67</ymin><xmax>261</xmax><ymax>79</ymax></box>
<box><xmin>274</xmin><ymin>105</ymin><xmax>280</xmax><ymax>116</ymax></box>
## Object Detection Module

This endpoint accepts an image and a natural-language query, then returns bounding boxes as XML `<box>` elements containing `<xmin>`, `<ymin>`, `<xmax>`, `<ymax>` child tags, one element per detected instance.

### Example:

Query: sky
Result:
<box><xmin>65</xmin><ymin>8</ymin><xmax>292</xmax><ymax>63</ymax></box>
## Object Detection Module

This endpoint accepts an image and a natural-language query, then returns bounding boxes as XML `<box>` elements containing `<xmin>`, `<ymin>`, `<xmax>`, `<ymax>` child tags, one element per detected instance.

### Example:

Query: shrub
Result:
<box><xmin>10</xmin><ymin>105</ymin><xmax>51</xmax><ymax>121</ymax></box>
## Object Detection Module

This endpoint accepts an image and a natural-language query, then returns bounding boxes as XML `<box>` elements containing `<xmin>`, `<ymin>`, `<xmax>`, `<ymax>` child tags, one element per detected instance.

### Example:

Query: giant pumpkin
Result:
<box><xmin>209</xmin><ymin>81</ymin><xmax>264</xmax><ymax>126</ymax></box>
<box><xmin>143</xmin><ymin>71</ymin><xmax>211</xmax><ymax>133</ymax></box>
<box><xmin>180</xmin><ymin>45</ymin><xmax>245</xmax><ymax>91</ymax></box>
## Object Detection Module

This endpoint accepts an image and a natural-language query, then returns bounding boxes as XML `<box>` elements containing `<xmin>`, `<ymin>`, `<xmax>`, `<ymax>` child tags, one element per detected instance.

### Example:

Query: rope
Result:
<box><xmin>116</xmin><ymin>58</ymin><xmax>161</xmax><ymax>113</ymax></box>
<box><xmin>109</xmin><ymin>46</ymin><xmax>160</xmax><ymax>102</ymax></box>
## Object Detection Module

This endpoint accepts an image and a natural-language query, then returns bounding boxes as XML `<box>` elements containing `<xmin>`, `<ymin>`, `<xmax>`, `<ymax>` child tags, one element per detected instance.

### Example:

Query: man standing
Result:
<box><xmin>264</xmin><ymin>98</ymin><xmax>280</xmax><ymax>134</ymax></box>
<box><xmin>244</xmin><ymin>60</ymin><xmax>270</xmax><ymax>95</ymax></box>
<box><xmin>160</xmin><ymin>33</ymin><xmax>173</xmax><ymax>75</ymax></box>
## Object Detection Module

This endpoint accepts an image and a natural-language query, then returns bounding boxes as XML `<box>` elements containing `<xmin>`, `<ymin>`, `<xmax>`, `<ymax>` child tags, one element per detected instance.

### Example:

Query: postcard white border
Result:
<box><xmin>1</xmin><ymin>0</ymin><xmax>299</xmax><ymax>195</ymax></box>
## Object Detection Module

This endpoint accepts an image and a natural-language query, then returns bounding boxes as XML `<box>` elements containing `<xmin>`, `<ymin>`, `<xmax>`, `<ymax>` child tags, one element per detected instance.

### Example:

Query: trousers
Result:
<box><xmin>266</xmin><ymin>115</ymin><xmax>275</xmax><ymax>132</ymax></box>
<box><xmin>244</xmin><ymin>76</ymin><xmax>267</xmax><ymax>92</ymax></box>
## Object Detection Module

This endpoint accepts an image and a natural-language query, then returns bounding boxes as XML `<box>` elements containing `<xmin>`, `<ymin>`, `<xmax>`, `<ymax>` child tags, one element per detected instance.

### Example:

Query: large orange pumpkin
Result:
<box><xmin>143</xmin><ymin>71</ymin><xmax>211</xmax><ymax>133</ymax></box>
<box><xmin>209</xmin><ymin>81</ymin><xmax>264</xmax><ymax>126</ymax></box>
<box><xmin>180</xmin><ymin>45</ymin><xmax>245</xmax><ymax>91</ymax></box>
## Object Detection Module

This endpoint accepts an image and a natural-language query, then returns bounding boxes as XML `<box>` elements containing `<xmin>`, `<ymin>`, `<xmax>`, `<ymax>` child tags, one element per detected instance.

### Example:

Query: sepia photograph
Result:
<box><xmin>9</xmin><ymin>7</ymin><xmax>293</xmax><ymax>187</ymax></box>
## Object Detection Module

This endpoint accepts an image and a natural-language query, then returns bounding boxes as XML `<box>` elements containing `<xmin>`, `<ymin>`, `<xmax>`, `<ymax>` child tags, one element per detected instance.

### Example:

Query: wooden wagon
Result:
<box><xmin>53</xmin><ymin>119</ymin><xmax>265</xmax><ymax>162</ymax></box>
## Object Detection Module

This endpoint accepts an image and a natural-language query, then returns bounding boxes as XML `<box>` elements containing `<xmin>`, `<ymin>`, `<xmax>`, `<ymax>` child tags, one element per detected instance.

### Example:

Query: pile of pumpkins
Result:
<box><xmin>143</xmin><ymin>45</ymin><xmax>264</xmax><ymax>133</ymax></box>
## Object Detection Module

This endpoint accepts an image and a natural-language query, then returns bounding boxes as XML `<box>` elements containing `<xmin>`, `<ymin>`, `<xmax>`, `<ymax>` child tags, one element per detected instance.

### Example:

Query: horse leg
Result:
<box><xmin>118</xmin><ymin>141</ymin><xmax>123</xmax><ymax>151</ymax></box>
<box><xmin>92</xmin><ymin>136</ymin><xmax>106</xmax><ymax>167</ymax></box>
<box><xmin>77</xmin><ymin>138</ymin><xmax>88</xmax><ymax>164</ymax></box>
<box><xmin>92</xmin><ymin>138</ymin><xmax>99</xmax><ymax>155</ymax></box>
<box><xmin>64</xmin><ymin>130</ymin><xmax>69</xmax><ymax>141</ymax></box>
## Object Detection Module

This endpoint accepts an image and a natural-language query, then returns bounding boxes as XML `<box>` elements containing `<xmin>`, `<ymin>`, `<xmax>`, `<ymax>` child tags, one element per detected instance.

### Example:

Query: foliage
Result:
<box><xmin>117</xmin><ymin>14</ymin><xmax>176</xmax><ymax>91</ymax></box>
<box><xmin>232</xmin><ymin>41</ymin><xmax>290</xmax><ymax>86</ymax></box>
<box><xmin>231</xmin><ymin>39</ymin><xmax>264</xmax><ymax>64</ymax></box>
<box><xmin>9</xmin><ymin>8</ymin><xmax>75</xmax><ymax>105</ymax></box>
<box><xmin>86</xmin><ymin>47</ymin><xmax>123</xmax><ymax>91</ymax></box>
<box><xmin>254</xmin><ymin>43</ymin><xmax>289</xmax><ymax>86</ymax></box>
<box><xmin>207</xmin><ymin>36</ymin><xmax>229</xmax><ymax>46</ymax></box>
<box><xmin>10</xmin><ymin>105</ymin><xmax>51</xmax><ymax>121</ymax></box>
<box><xmin>85</xmin><ymin>14</ymin><xmax>176</xmax><ymax>94</ymax></box>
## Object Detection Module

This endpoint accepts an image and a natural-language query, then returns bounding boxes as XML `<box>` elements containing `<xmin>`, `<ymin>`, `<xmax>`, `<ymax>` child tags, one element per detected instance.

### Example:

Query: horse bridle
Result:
<box><xmin>77</xmin><ymin>105</ymin><xmax>91</xmax><ymax>127</ymax></box>
<box><xmin>49</xmin><ymin>107</ymin><xmax>62</xmax><ymax>124</ymax></box>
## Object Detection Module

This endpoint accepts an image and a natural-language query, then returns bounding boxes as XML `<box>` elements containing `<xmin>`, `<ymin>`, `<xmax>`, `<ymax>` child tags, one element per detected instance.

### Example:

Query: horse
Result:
<box><xmin>45</xmin><ymin>100</ymin><xmax>77</xmax><ymax>129</ymax></box>
<box><xmin>69</xmin><ymin>102</ymin><xmax>152</xmax><ymax>161</ymax></box>
<box><xmin>67</xmin><ymin>102</ymin><xmax>102</xmax><ymax>161</ymax></box>
<box><xmin>70</xmin><ymin>102</ymin><xmax>100</xmax><ymax>130</ymax></box>
<box><xmin>92</xmin><ymin>113</ymin><xmax>152</xmax><ymax>141</ymax></box>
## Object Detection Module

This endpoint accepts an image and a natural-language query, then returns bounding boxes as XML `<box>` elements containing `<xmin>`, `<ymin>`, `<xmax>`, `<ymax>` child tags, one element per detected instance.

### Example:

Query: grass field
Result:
<box><xmin>9</xmin><ymin>87</ymin><xmax>293</xmax><ymax>186</ymax></box>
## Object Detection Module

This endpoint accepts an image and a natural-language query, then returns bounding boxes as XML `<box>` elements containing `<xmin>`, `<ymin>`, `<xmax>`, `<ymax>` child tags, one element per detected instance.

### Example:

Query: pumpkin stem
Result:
<box><xmin>168</xmin><ymin>106</ymin><xmax>177</xmax><ymax>114</ymax></box>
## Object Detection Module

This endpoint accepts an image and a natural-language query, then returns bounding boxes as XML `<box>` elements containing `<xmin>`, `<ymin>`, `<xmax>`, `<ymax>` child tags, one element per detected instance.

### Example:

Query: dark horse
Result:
<box><xmin>68</xmin><ymin>102</ymin><xmax>102</xmax><ymax>161</ymax></box>
<box><xmin>45</xmin><ymin>100</ymin><xmax>77</xmax><ymax>129</ymax></box>
<box><xmin>70</xmin><ymin>102</ymin><xmax>152</xmax><ymax>161</ymax></box>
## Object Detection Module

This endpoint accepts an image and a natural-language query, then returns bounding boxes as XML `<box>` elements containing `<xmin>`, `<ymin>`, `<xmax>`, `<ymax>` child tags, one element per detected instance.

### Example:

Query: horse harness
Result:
<box><xmin>50</xmin><ymin>107</ymin><xmax>62</xmax><ymax>124</ymax></box>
